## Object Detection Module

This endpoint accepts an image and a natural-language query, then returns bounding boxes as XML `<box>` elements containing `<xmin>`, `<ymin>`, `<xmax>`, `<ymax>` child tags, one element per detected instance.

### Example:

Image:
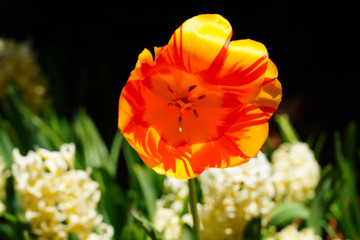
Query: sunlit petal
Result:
<box><xmin>203</xmin><ymin>39</ymin><xmax>270</xmax><ymax>104</ymax></box>
<box><xmin>128</xmin><ymin>48</ymin><xmax>154</xmax><ymax>82</ymax></box>
<box><xmin>160</xmin><ymin>14</ymin><xmax>232</xmax><ymax>72</ymax></box>
<box><xmin>254</xmin><ymin>79</ymin><xmax>282</xmax><ymax>117</ymax></box>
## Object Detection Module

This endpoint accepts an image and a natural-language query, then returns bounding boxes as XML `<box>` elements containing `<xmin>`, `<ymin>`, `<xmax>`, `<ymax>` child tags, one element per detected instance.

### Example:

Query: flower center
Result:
<box><xmin>177</xmin><ymin>99</ymin><xmax>192</xmax><ymax>115</ymax></box>
<box><xmin>167</xmin><ymin>85</ymin><xmax>206</xmax><ymax>132</ymax></box>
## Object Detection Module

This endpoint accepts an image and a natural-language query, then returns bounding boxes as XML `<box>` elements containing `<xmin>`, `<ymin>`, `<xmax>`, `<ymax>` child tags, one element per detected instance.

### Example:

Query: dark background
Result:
<box><xmin>1</xmin><ymin>0</ymin><xmax>359</xmax><ymax>157</ymax></box>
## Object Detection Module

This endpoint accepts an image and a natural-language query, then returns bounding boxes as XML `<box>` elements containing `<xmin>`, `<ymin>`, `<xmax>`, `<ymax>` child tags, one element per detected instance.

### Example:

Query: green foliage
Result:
<box><xmin>307</xmin><ymin>165</ymin><xmax>338</xmax><ymax>235</ymax></box>
<box><xmin>274</xmin><ymin>114</ymin><xmax>360</xmax><ymax>240</ymax></box>
<box><xmin>131</xmin><ymin>211</ymin><xmax>162</xmax><ymax>240</ymax></box>
<box><xmin>243</xmin><ymin>217</ymin><xmax>261</xmax><ymax>240</ymax></box>
<box><xmin>269</xmin><ymin>202</ymin><xmax>310</xmax><ymax>227</ymax></box>
<box><xmin>0</xmin><ymin>83</ymin><xmax>170</xmax><ymax>239</ymax></box>
<box><xmin>122</xmin><ymin>141</ymin><xmax>165</xmax><ymax>218</ymax></box>
<box><xmin>274</xmin><ymin>114</ymin><xmax>300</xmax><ymax>143</ymax></box>
<box><xmin>0</xmin><ymin>87</ymin><xmax>359</xmax><ymax>240</ymax></box>
<box><xmin>0</xmin><ymin>85</ymin><xmax>129</xmax><ymax>239</ymax></box>
<box><xmin>331</xmin><ymin>122</ymin><xmax>360</xmax><ymax>240</ymax></box>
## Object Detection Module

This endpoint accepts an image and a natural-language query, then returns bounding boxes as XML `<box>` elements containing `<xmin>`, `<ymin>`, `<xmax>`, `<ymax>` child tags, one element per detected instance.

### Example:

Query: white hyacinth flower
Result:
<box><xmin>153</xmin><ymin>177</ymin><xmax>188</xmax><ymax>240</ymax></box>
<box><xmin>12</xmin><ymin>143</ymin><xmax>113</xmax><ymax>240</ymax></box>
<box><xmin>198</xmin><ymin>151</ymin><xmax>275</xmax><ymax>239</ymax></box>
<box><xmin>268</xmin><ymin>225</ymin><xmax>322</xmax><ymax>240</ymax></box>
<box><xmin>272</xmin><ymin>142</ymin><xmax>320</xmax><ymax>202</ymax></box>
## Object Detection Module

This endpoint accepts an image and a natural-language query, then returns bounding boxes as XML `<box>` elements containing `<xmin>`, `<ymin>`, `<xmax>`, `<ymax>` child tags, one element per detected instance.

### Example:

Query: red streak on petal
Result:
<box><xmin>205</xmin><ymin>29</ymin><xmax>233</xmax><ymax>75</ymax></box>
<box><xmin>179</xmin><ymin>158</ymin><xmax>191</xmax><ymax>177</ymax></box>
<box><xmin>171</xmin><ymin>25</ymin><xmax>185</xmax><ymax>69</ymax></box>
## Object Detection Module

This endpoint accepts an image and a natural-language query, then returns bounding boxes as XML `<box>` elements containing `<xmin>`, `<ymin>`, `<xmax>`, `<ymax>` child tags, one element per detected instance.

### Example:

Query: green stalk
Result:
<box><xmin>188</xmin><ymin>178</ymin><xmax>201</xmax><ymax>240</ymax></box>
<box><xmin>274</xmin><ymin>114</ymin><xmax>300</xmax><ymax>143</ymax></box>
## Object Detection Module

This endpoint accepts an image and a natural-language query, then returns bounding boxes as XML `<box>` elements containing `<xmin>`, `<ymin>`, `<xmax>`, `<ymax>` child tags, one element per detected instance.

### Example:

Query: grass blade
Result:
<box><xmin>133</xmin><ymin>164</ymin><xmax>157</xmax><ymax>218</ymax></box>
<box><xmin>73</xmin><ymin>109</ymin><xmax>108</xmax><ymax>168</ymax></box>
<box><xmin>307</xmin><ymin>165</ymin><xmax>337</xmax><ymax>234</ymax></box>
<box><xmin>274</xmin><ymin>114</ymin><xmax>300</xmax><ymax>143</ymax></box>
<box><xmin>107</xmin><ymin>130</ymin><xmax>124</xmax><ymax>178</ymax></box>
<box><xmin>333</xmin><ymin>131</ymin><xmax>360</xmax><ymax>239</ymax></box>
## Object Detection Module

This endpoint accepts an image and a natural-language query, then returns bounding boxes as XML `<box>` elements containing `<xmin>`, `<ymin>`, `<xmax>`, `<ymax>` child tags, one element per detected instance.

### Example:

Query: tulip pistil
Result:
<box><xmin>167</xmin><ymin>85</ymin><xmax>206</xmax><ymax>132</ymax></box>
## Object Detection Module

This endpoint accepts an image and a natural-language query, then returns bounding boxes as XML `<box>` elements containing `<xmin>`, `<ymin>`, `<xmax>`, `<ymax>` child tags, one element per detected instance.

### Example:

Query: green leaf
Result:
<box><xmin>307</xmin><ymin>165</ymin><xmax>337</xmax><ymax>234</ymax></box>
<box><xmin>313</xmin><ymin>132</ymin><xmax>327</xmax><ymax>160</ymax></box>
<box><xmin>68</xmin><ymin>232</ymin><xmax>81</xmax><ymax>240</ymax></box>
<box><xmin>120</xmin><ymin>221</ymin><xmax>147</xmax><ymax>240</ymax></box>
<box><xmin>3</xmin><ymin>213</ymin><xmax>18</xmax><ymax>224</ymax></box>
<box><xmin>122</xmin><ymin>141</ymin><xmax>165</xmax><ymax>203</ymax></box>
<box><xmin>34</xmin><ymin>108</ymin><xmax>74</xmax><ymax>149</ymax></box>
<box><xmin>91</xmin><ymin>167</ymin><xmax>128</xmax><ymax>240</ymax></box>
<box><xmin>336</xmin><ymin>189</ymin><xmax>358</xmax><ymax>240</ymax></box>
<box><xmin>133</xmin><ymin>164</ymin><xmax>158</xmax><ymax>218</ymax></box>
<box><xmin>0</xmin><ymin>223</ymin><xmax>15</xmax><ymax>239</ymax></box>
<box><xmin>264</xmin><ymin>137</ymin><xmax>274</xmax><ymax>162</ymax></box>
<box><xmin>333</xmin><ymin>130</ymin><xmax>360</xmax><ymax>239</ymax></box>
<box><xmin>0</xmin><ymin>120</ymin><xmax>14</xmax><ymax>167</ymax></box>
<box><xmin>106</xmin><ymin>130</ymin><xmax>124</xmax><ymax>178</ymax></box>
<box><xmin>274</xmin><ymin>114</ymin><xmax>300</xmax><ymax>143</ymax></box>
<box><xmin>131</xmin><ymin>210</ymin><xmax>162</xmax><ymax>240</ymax></box>
<box><xmin>343</xmin><ymin>121</ymin><xmax>357</xmax><ymax>163</ymax></box>
<box><xmin>73</xmin><ymin>109</ymin><xmax>108</xmax><ymax>168</ymax></box>
<box><xmin>243</xmin><ymin>217</ymin><xmax>261</xmax><ymax>240</ymax></box>
<box><xmin>182</xmin><ymin>225</ymin><xmax>194</xmax><ymax>240</ymax></box>
<box><xmin>122</xmin><ymin>141</ymin><xmax>141</xmax><ymax>189</ymax></box>
<box><xmin>2</xmin><ymin>85</ymin><xmax>36</xmax><ymax>152</ymax></box>
<box><xmin>269</xmin><ymin>202</ymin><xmax>310</xmax><ymax>227</ymax></box>
<box><xmin>32</xmin><ymin>114</ymin><xmax>64</xmax><ymax>150</ymax></box>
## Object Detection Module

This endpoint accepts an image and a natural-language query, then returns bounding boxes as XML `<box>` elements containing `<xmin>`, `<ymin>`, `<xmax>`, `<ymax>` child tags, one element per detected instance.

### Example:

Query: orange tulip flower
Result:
<box><xmin>118</xmin><ymin>14</ymin><xmax>282</xmax><ymax>179</ymax></box>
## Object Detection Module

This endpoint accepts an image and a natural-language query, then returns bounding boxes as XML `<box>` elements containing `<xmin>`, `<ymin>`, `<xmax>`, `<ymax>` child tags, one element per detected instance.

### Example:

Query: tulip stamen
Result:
<box><xmin>178</xmin><ymin>116</ymin><xmax>183</xmax><ymax>132</ymax></box>
<box><xmin>167</xmin><ymin>85</ymin><xmax>174</xmax><ymax>93</ymax></box>
<box><xmin>168</xmin><ymin>85</ymin><xmax>208</xmax><ymax>132</ymax></box>
<box><xmin>198</xmin><ymin>94</ymin><xmax>206</xmax><ymax>100</ymax></box>
<box><xmin>193</xmin><ymin>109</ymin><xmax>198</xmax><ymax>120</ymax></box>
<box><xmin>188</xmin><ymin>85</ymin><xmax>197</xmax><ymax>92</ymax></box>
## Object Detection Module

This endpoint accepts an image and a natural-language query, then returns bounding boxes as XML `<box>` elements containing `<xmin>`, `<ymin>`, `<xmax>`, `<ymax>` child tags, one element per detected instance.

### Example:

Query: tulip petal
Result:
<box><xmin>128</xmin><ymin>48</ymin><xmax>154</xmax><ymax>82</ymax></box>
<box><xmin>252</xmin><ymin>58</ymin><xmax>282</xmax><ymax>117</ymax></box>
<box><xmin>119</xmin><ymin>75</ymin><xmax>274</xmax><ymax>179</ymax></box>
<box><xmin>161</xmin><ymin>14</ymin><xmax>232</xmax><ymax>72</ymax></box>
<box><xmin>229</xmin><ymin>107</ymin><xmax>269</xmax><ymax>158</ymax></box>
<box><xmin>118</xmin><ymin>14</ymin><xmax>282</xmax><ymax>179</ymax></box>
<box><xmin>222</xmin><ymin>39</ymin><xmax>269</xmax><ymax>77</ymax></box>
<box><xmin>146</xmin><ymin>105</ymin><xmax>270</xmax><ymax>179</ymax></box>
<box><xmin>254</xmin><ymin>78</ymin><xmax>282</xmax><ymax>117</ymax></box>
<box><xmin>203</xmin><ymin>40</ymin><xmax>269</xmax><ymax>103</ymax></box>
<box><xmin>264</xmin><ymin>58</ymin><xmax>278</xmax><ymax>82</ymax></box>
<box><xmin>192</xmin><ymin>104</ymin><xmax>270</xmax><ymax>169</ymax></box>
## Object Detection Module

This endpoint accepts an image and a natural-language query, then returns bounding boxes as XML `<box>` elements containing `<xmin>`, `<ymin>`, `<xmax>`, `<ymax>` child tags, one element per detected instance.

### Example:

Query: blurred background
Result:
<box><xmin>1</xmin><ymin>0</ymin><xmax>359</xmax><ymax>160</ymax></box>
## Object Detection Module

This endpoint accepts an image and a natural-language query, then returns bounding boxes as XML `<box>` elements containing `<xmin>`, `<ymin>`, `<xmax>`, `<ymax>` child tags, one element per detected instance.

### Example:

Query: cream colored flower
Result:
<box><xmin>162</xmin><ymin>177</ymin><xmax>189</xmax><ymax>214</ymax></box>
<box><xmin>153</xmin><ymin>204</ymin><xmax>183</xmax><ymax>240</ymax></box>
<box><xmin>0</xmin><ymin>38</ymin><xmax>49</xmax><ymax>112</ymax></box>
<box><xmin>272</xmin><ymin>142</ymin><xmax>320</xmax><ymax>202</ymax></box>
<box><xmin>87</xmin><ymin>223</ymin><xmax>115</xmax><ymax>240</ymax></box>
<box><xmin>12</xmin><ymin>143</ymin><xmax>113</xmax><ymax>240</ymax></box>
<box><xmin>153</xmin><ymin>177</ymin><xmax>188</xmax><ymax>240</ymax></box>
<box><xmin>268</xmin><ymin>225</ymin><xmax>322</xmax><ymax>240</ymax></box>
<box><xmin>198</xmin><ymin>151</ymin><xmax>275</xmax><ymax>239</ymax></box>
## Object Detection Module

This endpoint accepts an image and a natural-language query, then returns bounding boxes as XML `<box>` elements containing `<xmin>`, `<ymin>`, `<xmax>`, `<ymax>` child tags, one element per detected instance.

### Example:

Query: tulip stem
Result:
<box><xmin>188</xmin><ymin>178</ymin><xmax>201</xmax><ymax>240</ymax></box>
